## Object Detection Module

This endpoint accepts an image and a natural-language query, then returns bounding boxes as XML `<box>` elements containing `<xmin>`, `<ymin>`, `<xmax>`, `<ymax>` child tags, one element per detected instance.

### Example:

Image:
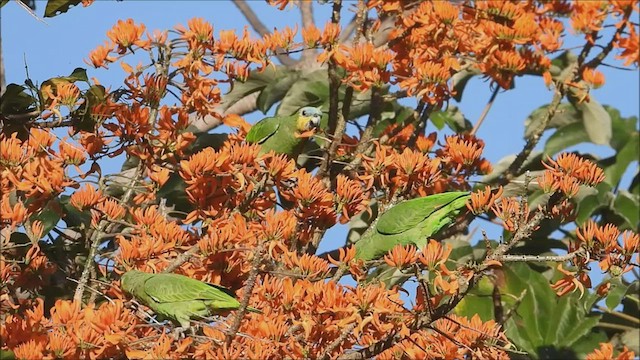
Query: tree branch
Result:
<box><xmin>320</xmin><ymin>322</ymin><xmax>357</xmax><ymax>360</ymax></box>
<box><xmin>225</xmin><ymin>244</ymin><xmax>264</xmax><ymax>344</ymax></box>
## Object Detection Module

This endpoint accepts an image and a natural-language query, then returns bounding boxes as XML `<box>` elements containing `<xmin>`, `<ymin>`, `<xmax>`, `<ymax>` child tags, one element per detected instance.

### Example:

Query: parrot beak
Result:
<box><xmin>309</xmin><ymin>114</ymin><xmax>321</xmax><ymax>129</ymax></box>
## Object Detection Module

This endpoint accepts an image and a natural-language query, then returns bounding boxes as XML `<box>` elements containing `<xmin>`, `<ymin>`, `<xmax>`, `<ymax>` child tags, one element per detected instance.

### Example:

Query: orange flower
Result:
<box><xmin>418</xmin><ymin>239</ymin><xmax>452</xmax><ymax>271</ymax></box>
<box><xmin>615</xmin><ymin>25</ymin><xmax>639</xmax><ymax>66</ymax></box>
<box><xmin>327</xmin><ymin>245</ymin><xmax>357</xmax><ymax>266</ymax></box>
<box><xmin>335</xmin><ymin>175</ymin><xmax>369</xmax><ymax>224</ymax></box>
<box><xmin>491</xmin><ymin>196</ymin><xmax>525</xmax><ymax>232</ymax></box>
<box><xmin>587</xmin><ymin>342</ymin><xmax>636</xmax><ymax>360</ymax></box>
<box><xmin>550</xmin><ymin>264</ymin><xmax>591</xmax><ymax>297</ymax></box>
<box><xmin>439</xmin><ymin>135</ymin><xmax>486</xmax><ymax>172</ymax></box>
<box><xmin>467</xmin><ymin>186</ymin><xmax>503</xmax><ymax>214</ymax></box>
<box><xmin>87</xmin><ymin>41</ymin><xmax>116</xmax><ymax>68</ymax></box>
<box><xmin>175</xmin><ymin>17</ymin><xmax>213</xmax><ymax>48</ymax></box>
<box><xmin>622</xmin><ymin>231</ymin><xmax>639</xmax><ymax>255</ymax></box>
<box><xmin>106</xmin><ymin>18</ymin><xmax>150</xmax><ymax>54</ymax></box>
<box><xmin>50</xmin><ymin>299</ymin><xmax>83</xmax><ymax>324</ymax></box>
<box><xmin>148</xmin><ymin>165</ymin><xmax>171</xmax><ymax>187</ymax></box>
<box><xmin>12</xmin><ymin>339</ymin><xmax>45</xmax><ymax>360</ymax></box>
<box><xmin>30</xmin><ymin>220</ymin><xmax>44</xmax><ymax>240</ymax></box>
<box><xmin>302</xmin><ymin>24</ymin><xmax>321</xmax><ymax>47</ymax></box>
<box><xmin>47</xmin><ymin>328</ymin><xmax>78</xmax><ymax>359</ymax></box>
<box><xmin>0</xmin><ymin>132</ymin><xmax>25</xmax><ymax>166</ymax></box>
<box><xmin>28</xmin><ymin>128</ymin><xmax>55</xmax><ymax>154</ymax></box>
<box><xmin>384</xmin><ymin>244</ymin><xmax>418</xmax><ymax>268</ymax></box>
<box><xmin>58</xmin><ymin>140</ymin><xmax>86</xmax><ymax>167</ymax></box>
<box><xmin>542</xmin><ymin>153</ymin><xmax>605</xmax><ymax>187</ymax></box>
<box><xmin>582</xmin><ymin>67</ymin><xmax>605</xmax><ymax>89</ymax></box>
<box><xmin>0</xmin><ymin>195</ymin><xmax>28</xmax><ymax>229</ymax></box>
<box><xmin>280</xmin><ymin>251</ymin><xmax>330</xmax><ymax>278</ymax></box>
<box><xmin>70</xmin><ymin>184</ymin><xmax>103</xmax><ymax>210</ymax></box>
<box><xmin>96</xmin><ymin>198</ymin><xmax>126</xmax><ymax>221</ymax></box>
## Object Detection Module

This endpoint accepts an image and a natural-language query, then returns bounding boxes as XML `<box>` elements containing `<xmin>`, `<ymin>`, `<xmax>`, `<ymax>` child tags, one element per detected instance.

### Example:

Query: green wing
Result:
<box><xmin>143</xmin><ymin>273</ymin><xmax>239</xmax><ymax>305</ymax></box>
<box><xmin>376</xmin><ymin>192</ymin><xmax>470</xmax><ymax>235</ymax></box>
<box><xmin>246</xmin><ymin>117</ymin><xmax>280</xmax><ymax>144</ymax></box>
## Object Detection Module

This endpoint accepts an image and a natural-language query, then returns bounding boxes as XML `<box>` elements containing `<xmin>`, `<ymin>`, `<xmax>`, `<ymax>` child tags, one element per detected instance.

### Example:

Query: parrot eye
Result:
<box><xmin>301</xmin><ymin>109</ymin><xmax>309</xmax><ymax>117</ymax></box>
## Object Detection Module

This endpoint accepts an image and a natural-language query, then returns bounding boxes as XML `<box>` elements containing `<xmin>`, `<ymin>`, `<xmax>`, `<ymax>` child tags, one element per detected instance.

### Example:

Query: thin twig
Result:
<box><xmin>470</xmin><ymin>85</ymin><xmax>500</xmax><ymax>136</ymax></box>
<box><xmin>352</xmin><ymin>86</ymin><xmax>383</xmax><ymax>158</ymax></box>
<box><xmin>595</xmin><ymin>306</ymin><xmax>640</xmax><ymax>324</ymax></box>
<box><xmin>497</xmin><ymin>248</ymin><xmax>583</xmax><ymax>263</ymax></box>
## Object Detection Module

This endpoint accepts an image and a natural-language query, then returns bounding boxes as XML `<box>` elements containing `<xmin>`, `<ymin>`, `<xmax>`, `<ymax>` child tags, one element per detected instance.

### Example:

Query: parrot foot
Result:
<box><xmin>172</xmin><ymin>326</ymin><xmax>190</xmax><ymax>340</ymax></box>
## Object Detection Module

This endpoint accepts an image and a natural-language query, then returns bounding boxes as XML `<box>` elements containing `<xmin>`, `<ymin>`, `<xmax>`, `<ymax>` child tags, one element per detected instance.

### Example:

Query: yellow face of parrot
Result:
<box><xmin>295</xmin><ymin>107</ymin><xmax>323</xmax><ymax>138</ymax></box>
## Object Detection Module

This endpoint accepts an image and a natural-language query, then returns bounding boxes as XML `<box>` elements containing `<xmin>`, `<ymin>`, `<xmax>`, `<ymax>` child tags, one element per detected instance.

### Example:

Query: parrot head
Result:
<box><xmin>120</xmin><ymin>270</ymin><xmax>150</xmax><ymax>296</ymax></box>
<box><xmin>295</xmin><ymin>107</ymin><xmax>322</xmax><ymax>138</ymax></box>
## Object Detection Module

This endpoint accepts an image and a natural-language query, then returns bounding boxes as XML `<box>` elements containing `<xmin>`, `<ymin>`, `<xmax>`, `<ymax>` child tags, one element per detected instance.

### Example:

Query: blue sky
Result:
<box><xmin>2</xmin><ymin>1</ymin><xmax>638</xmax><ymax>285</ymax></box>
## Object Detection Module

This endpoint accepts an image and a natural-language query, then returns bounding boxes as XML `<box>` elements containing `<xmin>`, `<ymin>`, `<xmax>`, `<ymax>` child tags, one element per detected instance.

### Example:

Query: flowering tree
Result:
<box><xmin>1</xmin><ymin>0</ymin><xmax>638</xmax><ymax>359</ymax></box>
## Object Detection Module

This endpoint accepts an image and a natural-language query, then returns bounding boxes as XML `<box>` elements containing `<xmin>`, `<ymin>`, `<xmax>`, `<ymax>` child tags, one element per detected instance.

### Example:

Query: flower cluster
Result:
<box><xmin>552</xmin><ymin>221</ymin><xmax>639</xmax><ymax>297</ymax></box>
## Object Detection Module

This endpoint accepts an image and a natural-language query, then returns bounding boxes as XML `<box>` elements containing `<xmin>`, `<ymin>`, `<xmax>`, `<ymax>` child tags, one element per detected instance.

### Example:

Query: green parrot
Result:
<box><xmin>120</xmin><ymin>270</ymin><xmax>260</xmax><ymax>330</ymax></box>
<box><xmin>246</xmin><ymin>106</ymin><xmax>323</xmax><ymax>157</ymax></box>
<box><xmin>354</xmin><ymin>191</ymin><xmax>472</xmax><ymax>261</ymax></box>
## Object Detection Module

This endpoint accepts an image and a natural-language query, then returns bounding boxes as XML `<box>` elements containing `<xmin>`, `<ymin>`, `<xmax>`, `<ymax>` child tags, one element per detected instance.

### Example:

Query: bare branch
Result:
<box><xmin>497</xmin><ymin>249</ymin><xmax>584</xmax><ymax>263</ymax></box>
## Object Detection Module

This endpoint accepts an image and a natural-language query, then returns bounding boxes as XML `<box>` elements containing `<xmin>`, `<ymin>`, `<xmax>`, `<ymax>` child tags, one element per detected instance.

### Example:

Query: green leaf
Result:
<box><xmin>548</xmin><ymin>51</ymin><xmax>578</xmax><ymax>82</ymax></box>
<box><xmin>575</xmin><ymin>194</ymin><xmax>602</xmax><ymax>226</ymax></box>
<box><xmin>256</xmin><ymin>72</ymin><xmax>301</xmax><ymax>113</ymax></box>
<box><xmin>607</xmin><ymin>106</ymin><xmax>637</xmax><ymax>151</ymax></box>
<box><xmin>1</xmin><ymin>0</ymin><xmax>10</xmax><ymax>8</ymax></box>
<box><xmin>576</xmin><ymin>99</ymin><xmax>612</xmax><ymax>145</ymax></box>
<box><xmin>277</xmin><ymin>69</ymin><xmax>329</xmax><ymax>116</ymax></box>
<box><xmin>222</xmin><ymin>66</ymin><xmax>289</xmax><ymax>111</ymax></box>
<box><xmin>0</xmin><ymin>84</ymin><xmax>38</xmax><ymax>115</ymax></box>
<box><xmin>59</xmin><ymin>195</ymin><xmax>90</xmax><ymax>228</ymax></box>
<box><xmin>156</xmin><ymin>173</ymin><xmax>192</xmax><ymax>216</ymax></box>
<box><xmin>603</xmin><ymin>132</ymin><xmax>638</xmax><ymax>187</ymax></box>
<box><xmin>429</xmin><ymin>105</ymin><xmax>471</xmax><ymax>133</ymax></box>
<box><xmin>44</xmin><ymin>0</ymin><xmax>82</xmax><ymax>17</ymax></box>
<box><xmin>0</xmin><ymin>349</ymin><xmax>15</xmax><ymax>360</ymax></box>
<box><xmin>346</xmin><ymin>199</ymin><xmax>377</xmax><ymax>245</ymax></box>
<box><xmin>524</xmin><ymin>103</ymin><xmax>581</xmax><ymax>139</ymax></box>
<box><xmin>543</xmin><ymin>122</ymin><xmax>590</xmax><ymax>156</ymax></box>
<box><xmin>451</xmin><ymin>68</ymin><xmax>480</xmax><ymax>102</ymax></box>
<box><xmin>604</xmin><ymin>278</ymin><xmax>627</xmax><ymax>310</ymax></box>
<box><xmin>62</xmin><ymin>67</ymin><xmax>89</xmax><ymax>83</ymax></box>
<box><xmin>190</xmin><ymin>133</ymin><xmax>229</xmax><ymax>153</ymax></box>
<box><xmin>613</xmin><ymin>190</ymin><xmax>639</xmax><ymax>229</ymax></box>
<box><xmin>446</xmin><ymin>238</ymin><xmax>475</xmax><ymax>264</ymax></box>
<box><xmin>10</xmin><ymin>232</ymin><xmax>31</xmax><ymax>246</ymax></box>
<box><xmin>72</xmin><ymin>84</ymin><xmax>105</xmax><ymax>132</ymax></box>
<box><xmin>503</xmin><ymin>263</ymin><xmax>603</xmax><ymax>359</ymax></box>
<box><xmin>31</xmin><ymin>200</ymin><xmax>62</xmax><ymax>236</ymax></box>
<box><xmin>481</xmin><ymin>151</ymin><xmax>544</xmax><ymax>185</ymax></box>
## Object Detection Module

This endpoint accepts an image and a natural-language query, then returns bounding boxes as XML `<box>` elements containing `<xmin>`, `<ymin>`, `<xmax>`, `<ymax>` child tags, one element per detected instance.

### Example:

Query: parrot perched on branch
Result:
<box><xmin>246</xmin><ymin>106</ymin><xmax>322</xmax><ymax>157</ymax></box>
<box><xmin>354</xmin><ymin>191</ymin><xmax>472</xmax><ymax>261</ymax></box>
<box><xmin>120</xmin><ymin>270</ymin><xmax>260</xmax><ymax>330</ymax></box>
